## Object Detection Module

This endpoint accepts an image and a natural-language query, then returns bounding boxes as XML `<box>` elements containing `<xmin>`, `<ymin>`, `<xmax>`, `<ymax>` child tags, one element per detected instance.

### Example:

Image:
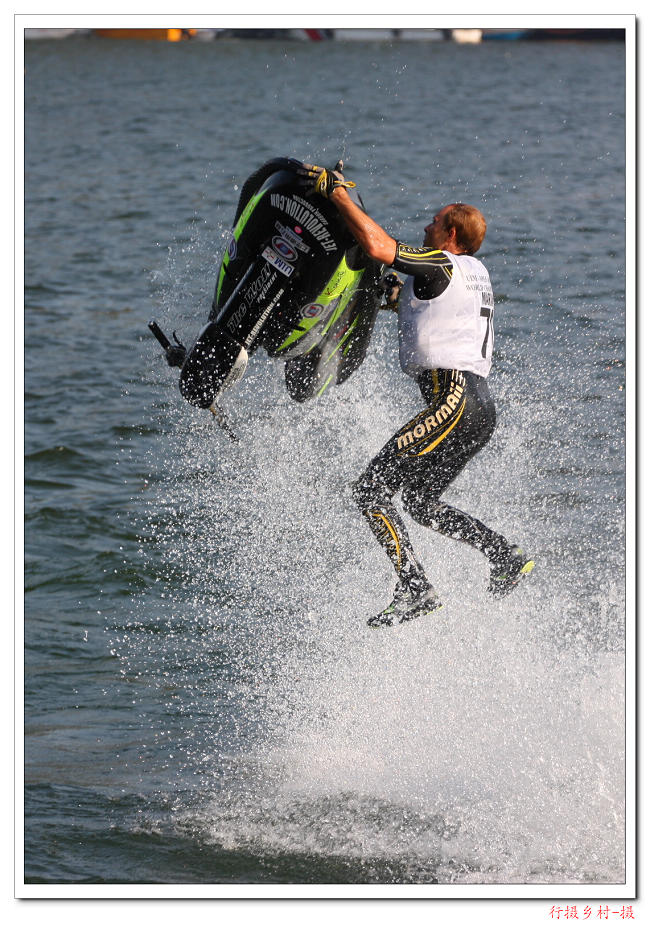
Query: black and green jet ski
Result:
<box><xmin>149</xmin><ymin>157</ymin><xmax>384</xmax><ymax>415</ymax></box>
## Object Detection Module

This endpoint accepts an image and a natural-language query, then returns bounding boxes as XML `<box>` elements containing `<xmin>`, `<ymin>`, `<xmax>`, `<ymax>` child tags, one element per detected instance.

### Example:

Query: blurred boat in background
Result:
<box><xmin>23</xmin><ymin>26</ymin><xmax>626</xmax><ymax>43</ymax></box>
<box><xmin>24</xmin><ymin>28</ymin><xmax>90</xmax><ymax>39</ymax></box>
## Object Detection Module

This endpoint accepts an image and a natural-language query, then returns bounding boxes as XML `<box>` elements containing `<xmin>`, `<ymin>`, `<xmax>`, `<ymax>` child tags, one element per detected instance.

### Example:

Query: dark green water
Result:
<box><xmin>24</xmin><ymin>34</ymin><xmax>626</xmax><ymax>889</ymax></box>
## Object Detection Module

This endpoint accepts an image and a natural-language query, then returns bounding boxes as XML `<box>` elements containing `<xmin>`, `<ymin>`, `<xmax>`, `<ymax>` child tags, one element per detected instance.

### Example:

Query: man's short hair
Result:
<box><xmin>442</xmin><ymin>204</ymin><xmax>487</xmax><ymax>255</ymax></box>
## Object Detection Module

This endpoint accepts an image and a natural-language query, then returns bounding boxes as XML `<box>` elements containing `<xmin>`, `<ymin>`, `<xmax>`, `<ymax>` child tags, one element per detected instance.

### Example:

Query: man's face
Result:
<box><xmin>423</xmin><ymin>205</ymin><xmax>454</xmax><ymax>250</ymax></box>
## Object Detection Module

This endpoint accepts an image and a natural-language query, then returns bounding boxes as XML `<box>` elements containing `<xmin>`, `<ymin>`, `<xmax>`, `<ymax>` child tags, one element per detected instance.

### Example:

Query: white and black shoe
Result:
<box><xmin>368</xmin><ymin>582</ymin><xmax>443</xmax><ymax>628</ymax></box>
<box><xmin>488</xmin><ymin>546</ymin><xmax>535</xmax><ymax>598</ymax></box>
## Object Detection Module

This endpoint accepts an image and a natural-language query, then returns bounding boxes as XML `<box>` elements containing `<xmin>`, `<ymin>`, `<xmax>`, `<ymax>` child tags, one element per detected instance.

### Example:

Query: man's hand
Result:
<box><xmin>291</xmin><ymin>159</ymin><xmax>356</xmax><ymax>198</ymax></box>
<box><xmin>380</xmin><ymin>272</ymin><xmax>403</xmax><ymax>311</ymax></box>
<box><xmin>290</xmin><ymin>159</ymin><xmax>397</xmax><ymax>264</ymax></box>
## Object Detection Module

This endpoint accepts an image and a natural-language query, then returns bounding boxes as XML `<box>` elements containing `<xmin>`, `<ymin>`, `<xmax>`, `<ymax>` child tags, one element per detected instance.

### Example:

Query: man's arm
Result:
<box><xmin>329</xmin><ymin>187</ymin><xmax>397</xmax><ymax>265</ymax></box>
<box><xmin>298</xmin><ymin>162</ymin><xmax>451</xmax><ymax>297</ymax></box>
<box><xmin>331</xmin><ymin>187</ymin><xmax>453</xmax><ymax>299</ymax></box>
<box><xmin>391</xmin><ymin>244</ymin><xmax>454</xmax><ymax>300</ymax></box>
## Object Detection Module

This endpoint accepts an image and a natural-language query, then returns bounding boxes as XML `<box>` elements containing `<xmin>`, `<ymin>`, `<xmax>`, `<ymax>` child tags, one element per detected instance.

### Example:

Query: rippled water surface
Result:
<box><xmin>23</xmin><ymin>33</ymin><xmax>627</xmax><ymax>889</ymax></box>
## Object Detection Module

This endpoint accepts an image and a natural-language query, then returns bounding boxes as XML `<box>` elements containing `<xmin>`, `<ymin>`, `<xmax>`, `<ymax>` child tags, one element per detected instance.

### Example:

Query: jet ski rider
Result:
<box><xmin>294</xmin><ymin>160</ymin><xmax>535</xmax><ymax>627</ymax></box>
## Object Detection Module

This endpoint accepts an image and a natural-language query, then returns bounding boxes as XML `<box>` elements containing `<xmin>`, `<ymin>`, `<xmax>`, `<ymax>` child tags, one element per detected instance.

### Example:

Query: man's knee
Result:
<box><xmin>351</xmin><ymin>473</ymin><xmax>391</xmax><ymax>512</ymax></box>
<box><xmin>402</xmin><ymin>485</ymin><xmax>441</xmax><ymax>526</ymax></box>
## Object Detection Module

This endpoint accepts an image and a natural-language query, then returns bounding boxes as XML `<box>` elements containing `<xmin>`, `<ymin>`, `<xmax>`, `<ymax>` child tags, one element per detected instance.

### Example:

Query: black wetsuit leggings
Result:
<box><xmin>352</xmin><ymin>368</ymin><xmax>512</xmax><ymax>590</ymax></box>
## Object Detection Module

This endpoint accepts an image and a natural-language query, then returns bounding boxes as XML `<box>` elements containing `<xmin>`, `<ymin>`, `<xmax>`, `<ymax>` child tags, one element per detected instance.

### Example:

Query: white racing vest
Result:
<box><xmin>398</xmin><ymin>251</ymin><xmax>495</xmax><ymax>379</ymax></box>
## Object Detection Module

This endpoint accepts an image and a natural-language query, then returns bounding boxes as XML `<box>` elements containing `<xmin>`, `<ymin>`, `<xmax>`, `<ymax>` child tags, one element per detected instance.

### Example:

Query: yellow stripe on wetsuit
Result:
<box><xmin>417</xmin><ymin>398</ymin><xmax>466</xmax><ymax>455</ymax></box>
<box><xmin>396</xmin><ymin>371</ymin><xmax>466</xmax><ymax>458</ymax></box>
<box><xmin>395</xmin><ymin>244</ymin><xmax>451</xmax><ymax>263</ymax></box>
<box><xmin>369</xmin><ymin>510</ymin><xmax>402</xmax><ymax>571</ymax></box>
<box><xmin>393</xmin><ymin>244</ymin><xmax>455</xmax><ymax>285</ymax></box>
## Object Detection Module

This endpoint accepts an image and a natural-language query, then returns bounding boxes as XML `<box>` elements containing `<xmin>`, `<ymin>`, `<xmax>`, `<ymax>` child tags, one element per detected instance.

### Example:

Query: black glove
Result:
<box><xmin>380</xmin><ymin>272</ymin><xmax>403</xmax><ymax>311</ymax></box>
<box><xmin>290</xmin><ymin>159</ymin><xmax>356</xmax><ymax>198</ymax></box>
